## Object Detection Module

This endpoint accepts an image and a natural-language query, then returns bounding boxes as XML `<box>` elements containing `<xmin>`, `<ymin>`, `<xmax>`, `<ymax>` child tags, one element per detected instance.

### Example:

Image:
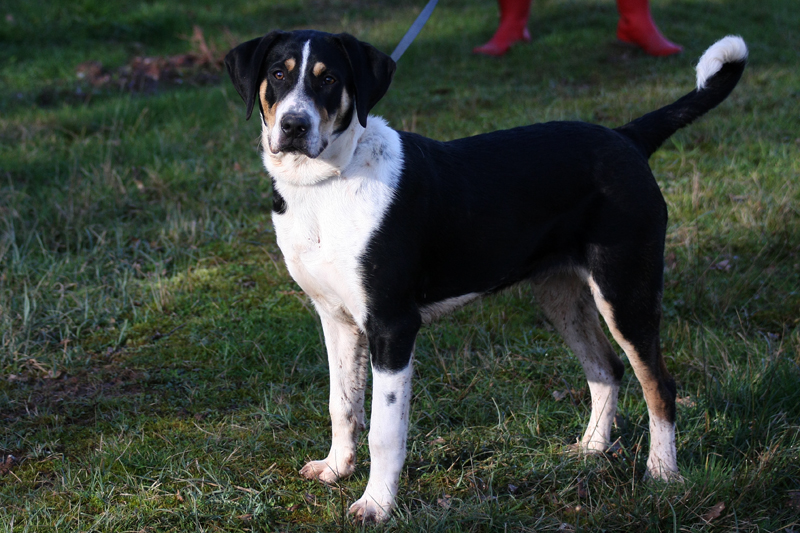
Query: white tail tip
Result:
<box><xmin>696</xmin><ymin>36</ymin><xmax>748</xmax><ymax>90</ymax></box>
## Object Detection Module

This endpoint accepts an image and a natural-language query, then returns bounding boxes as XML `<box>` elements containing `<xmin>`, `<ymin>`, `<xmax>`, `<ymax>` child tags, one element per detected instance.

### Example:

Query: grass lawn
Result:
<box><xmin>1</xmin><ymin>0</ymin><xmax>799</xmax><ymax>531</ymax></box>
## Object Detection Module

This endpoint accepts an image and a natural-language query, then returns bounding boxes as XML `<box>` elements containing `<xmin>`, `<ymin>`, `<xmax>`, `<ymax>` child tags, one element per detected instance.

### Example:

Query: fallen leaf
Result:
<box><xmin>73</xmin><ymin>27</ymin><xmax>225</xmax><ymax>96</ymax></box>
<box><xmin>701</xmin><ymin>501</ymin><xmax>725</xmax><ymax>522</ymax></box>
<box><xmin>676</xmin><ymin>396</ymin><xmax>697</xmax><ymax>408</ymax></box>
<box><xmin>788</xmin><ymin>491</ymin><xmax>800</xmax><ymax>510</ymax></box>
<box><xmin>0</xmin><ymin>455</ymin><xmax>17</xmax><ymax>476</ymax></box>
<box><xmin>576</xmin><ymin>478</ymin><xmax>587</xmax><ymax>499</ymax></box>
<box><xmin>552</xmin><ymin>390</ymin><xmax>568</xmax><ymax>401</ymax></box>
<box><xmin>665</xmin><ymin>252</ymin><xmax>678</xmax><ymax>270</ymax></box>
<box><xmin>190</xmin><ymin>25</ymin><xmax>215</xmax><ymax>65</ymax></box>
<box><xmin>710</xmin><ymin>259</ymin><xmax>731</xmax><ymax>271</ymax></box>
<box><xmin>76</xmin><ymin>61</ymin><xmax>110</xmax><ymax>86</ymax></box>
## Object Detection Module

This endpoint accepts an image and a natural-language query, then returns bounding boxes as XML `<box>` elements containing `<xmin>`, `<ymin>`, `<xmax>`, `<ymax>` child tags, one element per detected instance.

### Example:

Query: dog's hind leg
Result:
<box><xmin>533</xmin><ymin>271</ymin><xmax>625</xmax><ymax>454</ymax></box>
<box><xmin>299</xmin><ymin>312</ymin><xmax>368</xmax><ymax>484</ymax></box>
<box><xmin>587</xmin><ymin>265</ymin><xmax>680</xmax><ymax>481</ymax></box>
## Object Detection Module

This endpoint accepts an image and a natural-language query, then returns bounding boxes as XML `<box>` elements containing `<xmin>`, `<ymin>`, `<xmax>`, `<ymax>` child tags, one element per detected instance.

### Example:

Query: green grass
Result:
<box><xmin>1</xmin><ymin>0</ymin><xmax>799</xmax><ymax>531</ymax></box>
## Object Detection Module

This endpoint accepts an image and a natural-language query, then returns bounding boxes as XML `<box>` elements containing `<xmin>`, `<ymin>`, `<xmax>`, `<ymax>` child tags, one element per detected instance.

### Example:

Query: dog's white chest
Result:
<box><xmin>268</xmin><ymin>118</ymin><xmax>403</xmax><ymax>327</ymax></box>
<box><xmin>274</xmin><ymin>186</ymin><xmax>361</xmax><ymax>317</ymax></box>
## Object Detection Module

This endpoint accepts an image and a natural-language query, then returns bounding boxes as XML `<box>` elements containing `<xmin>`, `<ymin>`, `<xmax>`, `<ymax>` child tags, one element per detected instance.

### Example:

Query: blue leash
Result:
<box><xmin>391</xmin><ymin>0</ymin><xmax>439</xmax><ymax>62</ymax></box>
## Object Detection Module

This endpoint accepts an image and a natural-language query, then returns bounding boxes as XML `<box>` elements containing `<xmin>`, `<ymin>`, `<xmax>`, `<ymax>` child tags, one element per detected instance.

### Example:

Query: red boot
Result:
<box><xmin>616</xmin><ymin>0</ymin><xmax>682</xmax><ymax>56</ymax></box>
<box><xmin>473</xmin><ymin>0</ymin><xmax>532</xmax><ymax>57</ymax></box>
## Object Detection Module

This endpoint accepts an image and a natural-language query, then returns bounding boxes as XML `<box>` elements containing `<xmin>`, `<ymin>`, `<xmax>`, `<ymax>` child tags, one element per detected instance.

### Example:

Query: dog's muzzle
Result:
<box><xmin>276</xmin><ymin>112</ymin><xmax>325</xmax><ymax>157</ymax></box>
<box><xmin>281</xmin><ymin>113</ymin><xmax>310</xmax><ymax>140</ymax></box>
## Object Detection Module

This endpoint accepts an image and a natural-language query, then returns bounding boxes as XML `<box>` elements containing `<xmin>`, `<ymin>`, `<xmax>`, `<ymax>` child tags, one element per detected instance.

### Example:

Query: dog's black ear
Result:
<box><xmin>225</xmin><ymin>31</ymin><xmax>286</xmax><ymax>121</ymax></box>
<box><xmin>334</xmin><ymin>33</ymin><xmax>396</xmax><ymax>128</ymax></box>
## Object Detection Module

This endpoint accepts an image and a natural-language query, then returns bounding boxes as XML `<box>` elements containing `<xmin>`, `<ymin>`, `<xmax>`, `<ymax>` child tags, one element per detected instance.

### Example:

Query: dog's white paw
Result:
<box><xmin>564</xmin><ymin>439</ymin><xmax>618</xmax><ymax>456</ymax></box>
<box><xmin>645</xmin><ymin>460</ymin><xmax>684</xmax><ymax>483</ymax></box>
<box><xmin>299</xmin><ymin>454</ymin><xmax>355</xmax><ymax>484</ymax></box>
<box><xmin>348</xmin><ymin>492</ymin><xmax>394</xmax><ymax>524</ymax></box>
<box><xmin>645</xmin><ymin>419</ymin><xmax>682</xmax><ymax>482</ymax></box>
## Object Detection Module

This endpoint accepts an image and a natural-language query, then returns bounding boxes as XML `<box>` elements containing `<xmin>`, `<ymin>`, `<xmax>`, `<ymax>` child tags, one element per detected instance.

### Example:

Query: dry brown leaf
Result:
<box><xmin>788</xmin><ymin>491</ymin><xmax>800</xmax><ymax>511</ymax></box>
<box><xmin>73</xmin><ymin>26</ymin><xmax>226</xmax><ymax>95</ymax></box>
<box><xmin>701</xmin><ymin>501</ymin><xmax>725</xmax><ymax>522</ymax></box>
<box><xmin>710</xmin><ymin>259</ymin><xmax>731</xmax><ymax>271</ymax></box>
<box><xmin>665</xmin><ymin>252</ymin><xmax>678</xmax><ymax>270</ymax></box>
<box><xmin>676</xmin><ymin>396</ymin><xmax>697</xmax><ymax>408</ymax></box>
<box><xmin>0</xmin><ymin>455</ymin><xmax>17</xmax><ymax>476</ymax></box>
<box><xmin>191</xmin><ymin>25</ymin><xmax>215</xmax><ymax>66</ymax></box>
<box><xmin>552</xmin><ymin>390</ymin><xmax>568</xmax><ymax>401</ymax></box>
<box><xmin>576</xmin><ymin>478</ymin><xmax>587</xmax><ymax>499</ymax></box>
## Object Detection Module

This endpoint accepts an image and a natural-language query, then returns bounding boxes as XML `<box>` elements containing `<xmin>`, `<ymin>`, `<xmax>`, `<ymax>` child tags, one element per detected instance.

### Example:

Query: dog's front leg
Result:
<box><xmin>349</xmin><ymin>313</ymin><xmax>420</xmax><ymax>524</ymax></box>
<box><xmin>300</xmin><ymin>312</ymin><xmax>368</xmax><ymax>484</ymax></box>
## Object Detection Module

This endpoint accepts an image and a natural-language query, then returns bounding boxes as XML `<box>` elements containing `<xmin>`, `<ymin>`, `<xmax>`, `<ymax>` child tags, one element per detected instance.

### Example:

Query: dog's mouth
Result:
<box><xmin>273</xmin><ymin>136</ymin><xmax>328</xmax><ymax>159</ymax></box>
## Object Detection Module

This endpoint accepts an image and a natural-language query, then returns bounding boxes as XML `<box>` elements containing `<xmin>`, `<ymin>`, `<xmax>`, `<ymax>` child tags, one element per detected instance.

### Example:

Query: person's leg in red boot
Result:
<box><xmin>616</xmin><ymin>0</ymin><xmax>682</xmax><ymax>56</ymax></box>
<box><xmin>473</xmin><ymin>0</ymin><xmax>532</xmax><ymax>57</ymax></box>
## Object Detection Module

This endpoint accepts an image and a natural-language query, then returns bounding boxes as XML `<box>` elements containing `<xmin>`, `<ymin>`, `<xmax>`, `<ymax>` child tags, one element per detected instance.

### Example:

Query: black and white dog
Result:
<box><xmin>225</xmin><ymin>31</ymin><xmax>747</xmax><ymax>522</ymax></box>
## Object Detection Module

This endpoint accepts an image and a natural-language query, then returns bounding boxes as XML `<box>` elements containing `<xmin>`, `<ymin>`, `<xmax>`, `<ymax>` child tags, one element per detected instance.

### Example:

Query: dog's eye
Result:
<box><xmin>323</xmin><ymin>75</ymin><xmax>336</xmax><ymax>85</ymax></box>
<box><xmin>273</xmin><ymin>70</ymin><xmax>285</xmax><ymax>81</ymax></box>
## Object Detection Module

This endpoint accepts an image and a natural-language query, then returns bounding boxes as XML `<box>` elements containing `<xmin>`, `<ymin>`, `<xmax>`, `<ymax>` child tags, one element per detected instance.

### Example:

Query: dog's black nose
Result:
<box><xmin>280</xmin><ymin>113</ymin><xmax>310</xmax><ymax>139</ymax></box>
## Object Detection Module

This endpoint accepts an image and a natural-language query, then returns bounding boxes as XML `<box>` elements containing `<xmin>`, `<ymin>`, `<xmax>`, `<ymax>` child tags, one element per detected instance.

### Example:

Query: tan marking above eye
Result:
<box><xmin>313</xmin><ymin>62</ymin><xmax>326</xmax><ymax>77</ymax></box>
<box><xmin>284</xmin><ymin>58</ymin><xmax>296</xmax><ymax>72</ymax></box>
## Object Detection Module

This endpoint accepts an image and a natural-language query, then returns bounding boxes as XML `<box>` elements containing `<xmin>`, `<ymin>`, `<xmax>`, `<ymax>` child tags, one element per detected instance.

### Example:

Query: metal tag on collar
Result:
<box><xmin>390</xmin><ymin>0</ymin><xmax>439</xmax><ymax>62</ymax></box>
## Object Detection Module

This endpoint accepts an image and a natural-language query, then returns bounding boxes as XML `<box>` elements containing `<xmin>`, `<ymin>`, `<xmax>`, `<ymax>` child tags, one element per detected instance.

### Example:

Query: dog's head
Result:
<box><xmin>225</xmin><ymin>30</ymin><xmax>396</xmax><ymax>159</ymax></box>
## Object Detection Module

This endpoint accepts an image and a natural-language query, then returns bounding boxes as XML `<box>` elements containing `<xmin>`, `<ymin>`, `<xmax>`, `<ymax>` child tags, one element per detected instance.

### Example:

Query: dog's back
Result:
<box><xmin>362</xmin><ymin>36</ymin><xmax>747</xmax><ymax>312</ymax></box>
<box><xmin>368</xmin><ymin>122</ymin><xmax>663</xmax><ymax>306</ymax></box>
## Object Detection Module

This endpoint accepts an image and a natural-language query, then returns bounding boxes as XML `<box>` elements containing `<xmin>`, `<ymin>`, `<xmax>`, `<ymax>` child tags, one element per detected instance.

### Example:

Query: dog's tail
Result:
<box><xmin>615</xmin><ymin>36</ymin><xmax>747</xmax><ymax>158</ymax></box>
